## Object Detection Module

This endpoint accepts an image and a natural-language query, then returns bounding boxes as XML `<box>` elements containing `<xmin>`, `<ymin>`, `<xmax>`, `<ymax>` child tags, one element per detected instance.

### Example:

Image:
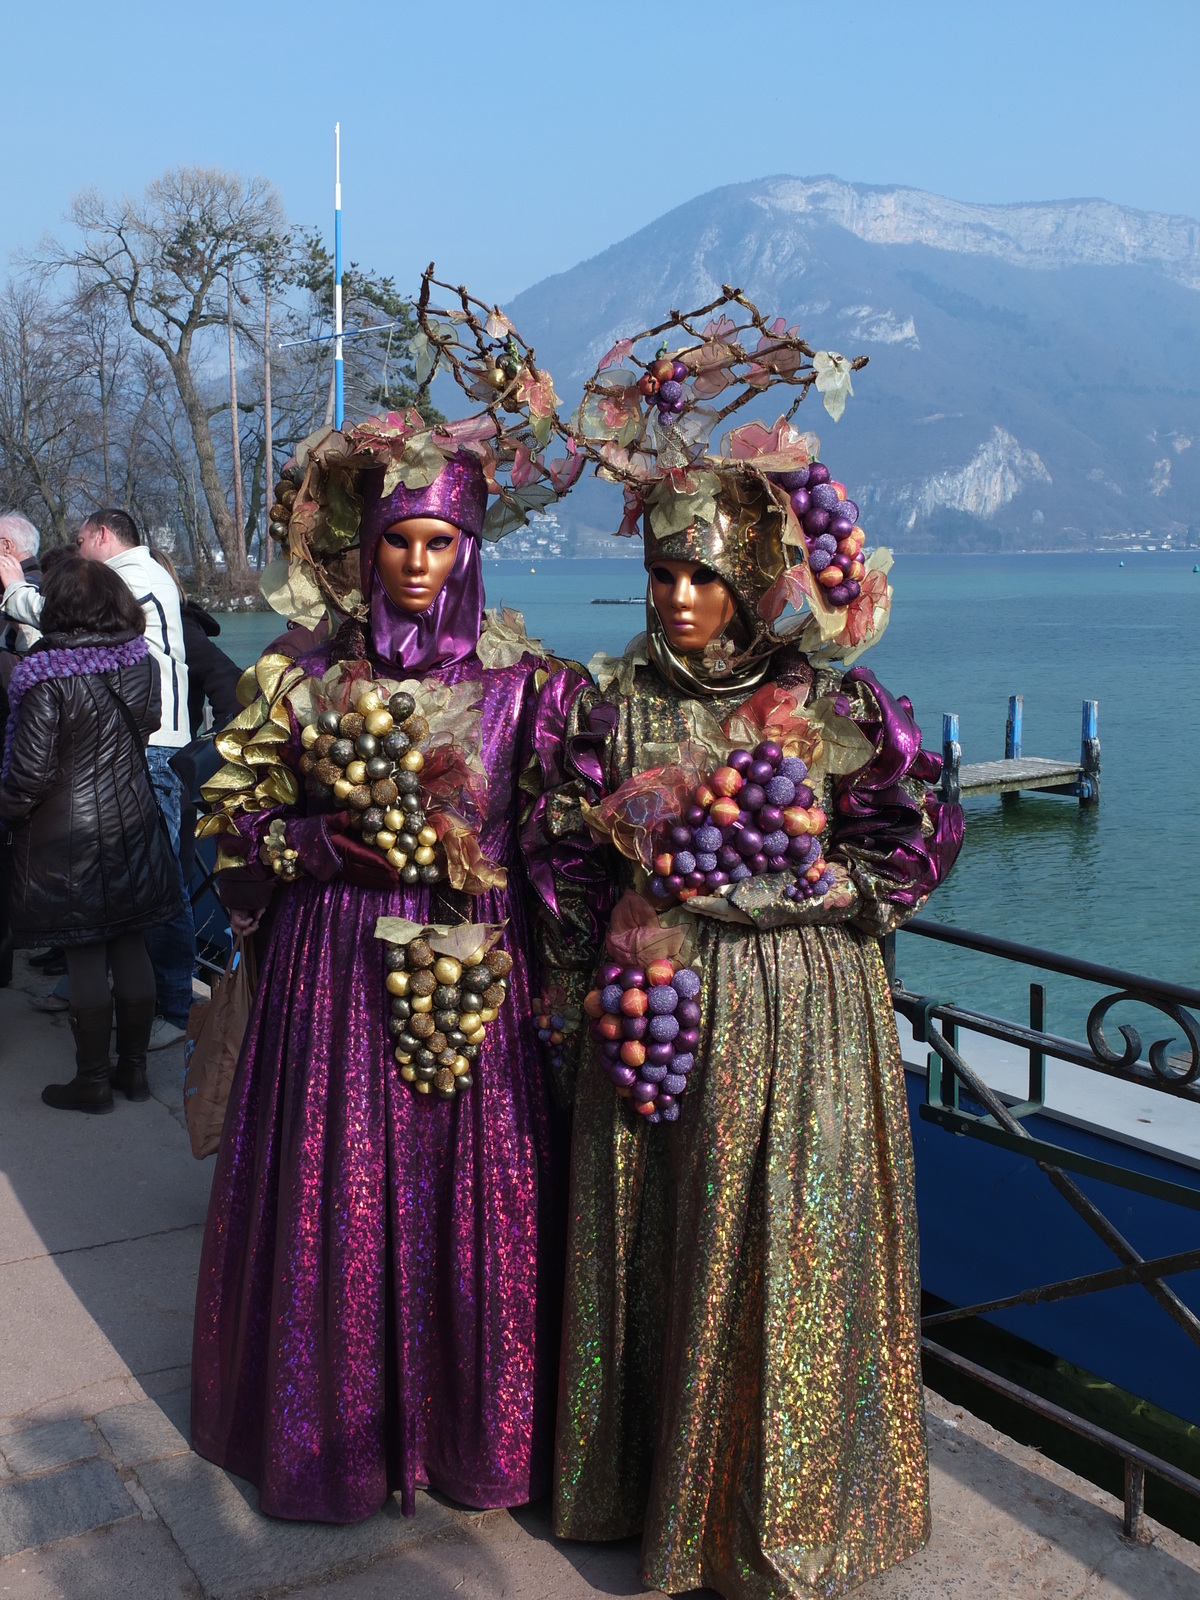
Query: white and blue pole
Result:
<box><xmin>334</xmin><ymin>122</ymin><xmax>344</xmax><ymax>429</ymax></box>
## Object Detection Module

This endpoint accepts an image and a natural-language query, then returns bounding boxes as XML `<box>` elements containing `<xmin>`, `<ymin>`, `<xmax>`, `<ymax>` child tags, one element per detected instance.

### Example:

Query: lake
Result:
<box><xmin>217</xmin><ymin>552</ymin><xmax>1200</xmax><ymax>1039</ymax></box>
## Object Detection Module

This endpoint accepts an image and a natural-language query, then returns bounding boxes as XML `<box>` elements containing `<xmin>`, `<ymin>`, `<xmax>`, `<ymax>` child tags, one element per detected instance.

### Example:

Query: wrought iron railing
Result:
<box><xmin>885</xmin><ymin>917</ymin><xmax>1200</xmax><ymax>1538</ymax></box>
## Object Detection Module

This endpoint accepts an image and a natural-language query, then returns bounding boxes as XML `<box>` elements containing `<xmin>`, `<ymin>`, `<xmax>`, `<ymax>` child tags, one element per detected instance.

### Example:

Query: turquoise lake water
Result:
<box><xmin>219</xmin><ymin>553</ymin><xmax>1200</xmax><ymax>1042</ymax></box>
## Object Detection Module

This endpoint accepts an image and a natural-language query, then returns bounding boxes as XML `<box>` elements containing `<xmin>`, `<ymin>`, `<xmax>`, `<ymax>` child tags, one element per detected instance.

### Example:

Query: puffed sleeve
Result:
<box><xmin>519</xmin><ymin>664</ymin><xmax>619</xmax><ymax>1106</ymax></box>
<box><xmin>197</xmin><ymin>650</ymin><xmax>343</xmax><ymax>911</ymax></box>
<box><xmin>829</xmin><ymin>666</ymin><xmax>964</xmax><ymax>937</ymax></box>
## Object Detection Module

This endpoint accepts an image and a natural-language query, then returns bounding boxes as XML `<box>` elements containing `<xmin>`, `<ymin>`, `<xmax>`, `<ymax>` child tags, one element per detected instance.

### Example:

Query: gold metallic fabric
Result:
<box><xmin>553</xmin><ymin>669</ymin><xmax>929</xmax><ymax>1599</ymax></box>
<box><xmin>643</xmin><ymin>475</ymin><xmax>787</xmax><ymax>615</ymax></box>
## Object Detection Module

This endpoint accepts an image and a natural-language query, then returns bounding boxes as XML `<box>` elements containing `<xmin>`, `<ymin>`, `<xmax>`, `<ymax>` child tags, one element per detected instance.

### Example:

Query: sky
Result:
<box><xmin>2</xmin><ymin>1</ymin><xmax>1199</xmax><ymax>302</ymax></box>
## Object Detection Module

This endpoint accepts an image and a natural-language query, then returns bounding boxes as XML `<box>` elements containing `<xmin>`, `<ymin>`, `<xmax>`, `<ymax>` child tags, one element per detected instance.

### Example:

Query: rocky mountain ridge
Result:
<box><xmin>506</xmin><ymin>177</ymin><xmax>1200</xmax><ymax>552</ymax></box>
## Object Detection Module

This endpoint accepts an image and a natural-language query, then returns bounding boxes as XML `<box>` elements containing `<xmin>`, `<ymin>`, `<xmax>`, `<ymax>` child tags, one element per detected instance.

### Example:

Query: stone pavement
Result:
<box><xmin>2</xmin><ymin>954</ymin><xmax>1199</xmax><ymax>1599</ymax></box>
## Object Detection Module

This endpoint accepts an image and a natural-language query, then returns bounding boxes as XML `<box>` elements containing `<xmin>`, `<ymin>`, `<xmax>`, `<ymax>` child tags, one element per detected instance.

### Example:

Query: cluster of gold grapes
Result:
<box><xmin>299</xmin><ymin>688</ymin><xmax>443</xmax><ymax>884</ymax></box>
<box><xmin>384</xmin><ymin>935</ymin><xmax>514</xmax><ymax>1099</ymax></box>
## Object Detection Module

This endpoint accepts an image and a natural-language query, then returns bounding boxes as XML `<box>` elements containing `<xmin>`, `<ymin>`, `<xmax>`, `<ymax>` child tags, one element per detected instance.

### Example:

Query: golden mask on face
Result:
<box><xmin>648</xmin><ymin>560</ymin><xmax>737</xmax><ymax>654</ymax></box>
<box><xmin>374</xmin><ymin>517</ymin><xmax>461</xmax><ymax>614</ymax></box>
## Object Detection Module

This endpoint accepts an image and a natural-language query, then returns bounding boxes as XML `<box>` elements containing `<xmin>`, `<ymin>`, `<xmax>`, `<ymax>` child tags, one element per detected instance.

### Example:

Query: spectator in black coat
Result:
<box><xmin>0</xmin><ymin>559</ymin><xmax>183</xmax><ymax>1112</ymax></box>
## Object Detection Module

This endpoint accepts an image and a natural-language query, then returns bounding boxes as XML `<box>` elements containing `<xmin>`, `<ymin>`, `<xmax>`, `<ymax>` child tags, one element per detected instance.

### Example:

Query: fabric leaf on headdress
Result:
<box><xmin>758</xmin><ymin>561</ymin><xmax>812</xmax><ymax>626</ymax></box>
<box><xmin>840</xmin><ymin>550</ymin><xmax>893</xmax><ymax>660</ymax></box>
<box><xmin>510</xmin><ymin>446</ymin><xmax>543</xmax><ymax>488</ymax></box>
<box><xmin>408</xmin><ymin>322</ymin><xmax>455</xmax><ymax>385</ymax></box>
<box><xmin>322</xmin><ymin>472</ymin><xmax>362</xmax><ymax>548</ymax></box>
<box><xmin>432</xmin><ymin>415</ymin><xmax>500</xmax><ymax>449</ymax></box>
<box><xmin>747</xmin><ymin>320</ymin><xmax>805</xmax><ymax>386</ymax></box>
<box><xmin>646</xmin><ymin>471</ymin><xmax>719</xmax><ymax>537</ymax></box>
<box><xmin>682</xmin><ymin>338</ymin><xmax>740</xmax><ymax>399</ymax></box>
<box><xmin>392</xmin><ymin>431</ymin><xmax>451</xmax><ymax>491</ymax></box>
<box><xmin>548</xmin><ymin>451</ymin><xmax>585</xmax><ymax>494</ymax></box>
<box><xmin>516</xmin><ymin>368</ymin><xmax>560</xmax><ymax>419</ymax></box>
<box><xmin>485</xmin><ymin>309</ymin><xmax>515</xmax><ymax>340</ymax></box>
<box><xmin>721</xmin><ymin>417</ymin><xmax>816</xmax><ymax>473</ymax></box>
<box><xmin>260</xmin><ymin>555</ymin><xmax>326</xmax><ymax>628</ymax></box>
<box><xmin>812</xmin><ymin>352</ymin><xmax>855</xmax><ymax>421</ymax></box>
<box><xmin>580</xmin><ymin>377</ymin><xmax>643</xmax><ymax>448</ymax></box>
<box><xmin>617</xmin><ymin>486</ymin><xmax>643</xmax><ymax>537</ymax></box>
<box><xmin>598</xmin><ymin>338</ymin><xmax>634</xmax><ymax>370</ymax></box>
<box><xmin>603</xmin><ymin>891</ymin><xmax>688</xmax><ymax>965</ymax></box>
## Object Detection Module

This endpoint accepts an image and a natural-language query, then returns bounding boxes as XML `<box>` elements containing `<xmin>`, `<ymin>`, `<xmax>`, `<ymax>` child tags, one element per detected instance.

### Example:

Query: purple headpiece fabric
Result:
<box><xmin>358</xmin><ymin>451</ymin><xmax>488</xmax><ymax>674</ymax></box>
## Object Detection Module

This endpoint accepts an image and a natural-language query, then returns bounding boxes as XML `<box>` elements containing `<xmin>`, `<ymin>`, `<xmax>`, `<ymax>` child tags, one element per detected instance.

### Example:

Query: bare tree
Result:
<box><xmin>58</xmin><ymin>167</ymin><xmax>286</xmax><ymax>584</ymax></box>
<box><xmin>0</xmin><ymin>275</ymin><xmax>96</xmax><ymax>542</ymax></box>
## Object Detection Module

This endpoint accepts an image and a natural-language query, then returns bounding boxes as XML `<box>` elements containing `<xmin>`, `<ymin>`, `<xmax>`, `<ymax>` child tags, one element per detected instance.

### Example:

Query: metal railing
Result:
<box><xmin>886</xmin><ymin>917</ymin><xmax>1200</xmax><ymax>1539</ymax></box>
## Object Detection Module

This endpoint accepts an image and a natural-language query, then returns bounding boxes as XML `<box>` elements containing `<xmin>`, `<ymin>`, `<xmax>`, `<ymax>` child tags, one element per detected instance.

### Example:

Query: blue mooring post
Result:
<box><xmin>940</xmin><ymin>712</ymin><xmax>961</xmax><ymax>803</ymax></box>
<box><xmin>1079</xmin><ymin>699</ymin><xmax>1100</xmax><ymax>806</ymax></box>
<box><xmin>1005</xmin><ymin>694</ymin><xmax>1023</xmax><ymax>760</ymax></box>
<box><xmin>1003</xmin><ymin>694</ymin><xmax>1022</xmax><ymax>807</ymax></box>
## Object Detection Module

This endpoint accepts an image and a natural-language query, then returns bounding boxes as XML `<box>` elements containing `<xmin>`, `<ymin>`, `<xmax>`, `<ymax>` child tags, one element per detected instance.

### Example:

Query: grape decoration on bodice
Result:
<box><xmin>584</xmin><ymin>957</ymin><xmax>702</xmax><ymax>1124</ymax></box>
<box><xmin>774</xmin><ymin>461</ymin><xmax>866</xmax><ymax>610</ymax></box>
<box><xmin>648</xmin><ymin>740</ymin><xmax>836</xmax><ymax>903</ymax></box>
<box><xmin>299</xmin><ymin>687</ymin><xmax>444</xmax><ymax>885</ymax></box>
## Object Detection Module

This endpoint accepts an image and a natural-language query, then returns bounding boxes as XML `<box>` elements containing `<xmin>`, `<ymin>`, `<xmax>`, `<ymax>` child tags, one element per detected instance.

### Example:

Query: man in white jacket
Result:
<box><xmin>0</xmin><ymin>509</ymin><xmax>196</xmax><ymax>1047</ymax></box>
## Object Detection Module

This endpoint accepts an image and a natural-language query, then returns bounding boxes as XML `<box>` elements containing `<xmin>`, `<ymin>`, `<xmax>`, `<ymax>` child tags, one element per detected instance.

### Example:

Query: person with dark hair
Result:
<box><xmin>0</xmin><ymin>510</ymin><xmax>196</xmax><ymax>1047</ymax></box>
<box><xmin>0</xmin><ymin>557</ymin><xmax>184</xmax><ymax>1111</ymax></box>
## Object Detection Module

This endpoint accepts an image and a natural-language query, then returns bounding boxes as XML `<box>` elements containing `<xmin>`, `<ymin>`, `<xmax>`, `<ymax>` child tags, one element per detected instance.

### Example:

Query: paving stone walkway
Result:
<box><xmin>2</xmin><ymin>955</ymin><xmax>1199</xmax><ymax>1599</ymax></box>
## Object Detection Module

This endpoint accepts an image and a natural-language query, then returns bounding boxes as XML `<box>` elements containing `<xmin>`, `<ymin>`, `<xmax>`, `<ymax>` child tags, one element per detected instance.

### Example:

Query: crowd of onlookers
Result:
<box><xmin>0</xmin><ymin>508</ymin><xmax>242</xmax><ymax>1112</ymax></box>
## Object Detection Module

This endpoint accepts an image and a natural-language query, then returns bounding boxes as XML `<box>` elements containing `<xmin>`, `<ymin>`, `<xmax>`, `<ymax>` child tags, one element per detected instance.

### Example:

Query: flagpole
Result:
<box><xmin>334</xmin><ymin>122</ymin><xmax>344</xmax><ymax>429</ymax></box>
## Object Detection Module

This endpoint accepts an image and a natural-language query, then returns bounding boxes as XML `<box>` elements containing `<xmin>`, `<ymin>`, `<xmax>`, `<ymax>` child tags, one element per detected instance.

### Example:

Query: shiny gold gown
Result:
<box><xmin>552</xmin><ymin>663</ymin><xmax>958</xmax><ymax>1599</ymax></box>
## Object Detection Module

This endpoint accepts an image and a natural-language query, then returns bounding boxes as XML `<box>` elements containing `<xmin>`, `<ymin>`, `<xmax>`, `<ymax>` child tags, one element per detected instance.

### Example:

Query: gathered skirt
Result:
<box><xmin>553</xmin><ymin>917</ymin><xmax>929</xmax><ymax>1599</ymax></box>
<box><xmin>192</xmin><ymin>873</ymin><xmax>565</xmax><ymax>1521</ymax></box>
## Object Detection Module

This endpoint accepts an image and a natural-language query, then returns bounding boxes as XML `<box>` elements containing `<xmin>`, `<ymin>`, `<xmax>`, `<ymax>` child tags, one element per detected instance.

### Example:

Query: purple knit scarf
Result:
<box><xmin>2</xmin><ymin>635</ymin><xmax>150</xmax><ymax>783</ymax></box>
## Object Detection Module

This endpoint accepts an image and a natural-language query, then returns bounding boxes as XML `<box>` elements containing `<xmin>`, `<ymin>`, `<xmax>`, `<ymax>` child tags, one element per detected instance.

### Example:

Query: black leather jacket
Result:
<box><xmin>0</xmin><ymin>629</ymin><xmax>184</xmax><ymax>946</ymax></box>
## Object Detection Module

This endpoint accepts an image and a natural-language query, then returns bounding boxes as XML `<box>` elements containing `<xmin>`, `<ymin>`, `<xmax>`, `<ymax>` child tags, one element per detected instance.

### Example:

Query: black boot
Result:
<box><xmin>112</xmin><ymin>995</ymin><xmax>156</xmax><ymax>1101</ymax></box>
<box><xmin>43</xmin><ymin>1004</ymin><xmax>115</xmax><ymax>1114</ymax></box>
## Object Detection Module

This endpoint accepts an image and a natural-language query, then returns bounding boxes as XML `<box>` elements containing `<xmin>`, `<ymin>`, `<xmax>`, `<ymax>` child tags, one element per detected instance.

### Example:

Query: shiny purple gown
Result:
<box><xmin>192</xmin><ymin>488</ymin><xmax>577</xmax><ymax>1522</ymax></box>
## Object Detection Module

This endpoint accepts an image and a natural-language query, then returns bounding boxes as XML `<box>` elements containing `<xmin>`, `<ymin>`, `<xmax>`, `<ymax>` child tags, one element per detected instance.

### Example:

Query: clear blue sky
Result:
<box><xmin>3</xmin><ymin>1</ymin><xmax>1198</xmax><ymax>301</ymax></box>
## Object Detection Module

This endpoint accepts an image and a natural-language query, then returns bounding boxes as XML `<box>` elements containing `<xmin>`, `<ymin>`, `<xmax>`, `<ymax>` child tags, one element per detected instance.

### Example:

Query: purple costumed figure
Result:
<box><xmin>191</xmin><ymin>436</ymin><xmax>593</xmax><ymax>1522</ymax></box>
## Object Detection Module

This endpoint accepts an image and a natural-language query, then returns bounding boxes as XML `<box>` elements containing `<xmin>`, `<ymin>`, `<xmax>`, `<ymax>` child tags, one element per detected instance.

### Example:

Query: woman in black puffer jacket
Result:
<box><xmin>0</xmin><ymin>558</ymin><xmax>183</xmax><ymax>1112</ymax></box>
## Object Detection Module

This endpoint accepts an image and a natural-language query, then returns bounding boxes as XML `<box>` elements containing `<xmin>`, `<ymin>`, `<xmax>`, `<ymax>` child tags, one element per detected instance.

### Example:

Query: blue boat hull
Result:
<box><xmin>906</xmin><ymin>1067</ymin><xmax>1200</xmax><ymax>1427</ymax></box>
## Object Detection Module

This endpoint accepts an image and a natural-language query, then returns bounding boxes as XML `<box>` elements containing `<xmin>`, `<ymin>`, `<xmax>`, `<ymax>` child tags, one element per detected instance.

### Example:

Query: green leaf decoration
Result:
<box><xmin>321</xmin><ymin>471</ymin><xmax>362</xmax><ymax>548</ymax></box>
<box><xmin>259</xmin><ymin>555</ymin><xmax>326</xmax><ymax>627</ymax></box>
<box><xmin>481</xmin><ymin>494</ymin><xmax>527</xmax><ymax>541</ymax></box>
<box><xmin>395</xmin><ymin>431</ymin><xmax>450</xmax><ymax>490</ymax></box>
<box><xmin>812</xmin><ymin>352</ymin><xmax>854</xmax><ymax>422</ymax></box>
<box><xmin>646</xmin><ymin>471</ymin><xmax>719</xmax><ymax>537</ymax></box>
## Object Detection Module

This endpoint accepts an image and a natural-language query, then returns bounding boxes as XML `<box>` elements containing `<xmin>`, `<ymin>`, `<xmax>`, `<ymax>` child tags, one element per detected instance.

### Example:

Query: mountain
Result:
<box><xmin>506</xmin><ymin>176</ymin><xmax>1200</xmax><ymax>553</ymax></box>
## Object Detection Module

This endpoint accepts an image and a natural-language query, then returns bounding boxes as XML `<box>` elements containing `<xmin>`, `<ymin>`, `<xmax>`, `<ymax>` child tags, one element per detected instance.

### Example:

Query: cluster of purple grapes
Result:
<box><xmin>585</xmin><ymin>962</ymin><xmax>703</xmax><ymax>1123</ymax></box>
<box><xmin>637</xmin><ymin>355</ymin><xmax>689</xmax><ymax>424</ymax></box>
<box><xmin>771</xmin><ymin>462</ymin><xmax>866</xmax><ymax>609</ymax></box>
<box><xmin>648</xmin><ymin>741</ymin><xmax>830</xmax><ymax>901</ymax></box>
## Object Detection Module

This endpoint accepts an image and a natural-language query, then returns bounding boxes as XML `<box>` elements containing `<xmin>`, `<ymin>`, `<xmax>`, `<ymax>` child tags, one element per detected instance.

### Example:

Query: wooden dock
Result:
<box><xmin>941</xmin><ymin>697</ymin><xmax>1100</xmax><ymax>806</ymax></box>
<box><xmin>955</xmin><ymin>755</ymin><xmax>1087</xmax><ymax>797</ymax></box>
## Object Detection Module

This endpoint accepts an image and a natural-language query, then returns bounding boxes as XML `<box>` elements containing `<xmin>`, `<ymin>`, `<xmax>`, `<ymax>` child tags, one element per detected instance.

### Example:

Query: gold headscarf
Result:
<box><xmin>643</xmin><ymin>473</ymin><xmax>789</xmax><ymax>699</ymax></box>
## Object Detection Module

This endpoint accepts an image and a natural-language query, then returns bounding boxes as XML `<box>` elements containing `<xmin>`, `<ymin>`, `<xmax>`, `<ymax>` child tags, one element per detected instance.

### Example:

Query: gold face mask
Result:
<box><xmin>641</xmin><ymin>475</ymin><xmax>790</xmax><ymax>698</ymax></box>
<box><xmin>647</xmin><ymin>559</ymin><xmax>738</xmax><ymax>655</ymax></box>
